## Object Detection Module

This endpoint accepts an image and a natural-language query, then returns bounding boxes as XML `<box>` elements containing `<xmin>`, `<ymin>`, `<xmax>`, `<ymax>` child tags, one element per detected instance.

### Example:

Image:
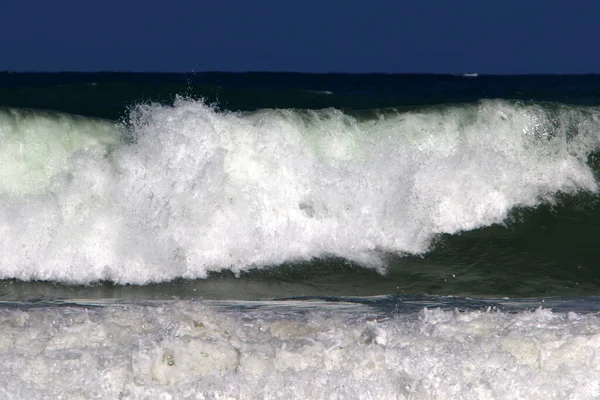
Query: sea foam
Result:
<box><xmin>0</xmin><ymin>301</ymin><xmax>599</xmax><ymax>399</ymax></box>
<box><xmin>0</xmin><ymin>99</ymin><xmax>599</xmax><ymax>283</ymax></box>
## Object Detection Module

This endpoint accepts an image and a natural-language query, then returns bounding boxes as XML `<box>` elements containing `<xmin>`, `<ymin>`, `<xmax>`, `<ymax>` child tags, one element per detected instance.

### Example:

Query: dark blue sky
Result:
<box><xmin>1</xmin><ymin>0</ymin><xmax>597</xmax><ymax>73</ymax></box>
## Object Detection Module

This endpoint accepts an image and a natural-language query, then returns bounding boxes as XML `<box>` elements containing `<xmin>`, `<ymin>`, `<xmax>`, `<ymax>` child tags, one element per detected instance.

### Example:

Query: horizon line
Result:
<box><xmin>1</xmin><ymin>70</ymin><xmax>599</xmax><ymax>76</ymax></box>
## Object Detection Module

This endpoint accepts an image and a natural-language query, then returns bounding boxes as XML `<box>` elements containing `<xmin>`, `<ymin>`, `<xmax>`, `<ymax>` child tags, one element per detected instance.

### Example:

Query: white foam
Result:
<box><xmin>0</xmin><ymin>301</ymin><xmax>599</xmax><ymax>399</ymax></box>
<box><xmin>0</xmin><ymin>100</ymin><xmax>599</xmax><ymax>283</ymax></box>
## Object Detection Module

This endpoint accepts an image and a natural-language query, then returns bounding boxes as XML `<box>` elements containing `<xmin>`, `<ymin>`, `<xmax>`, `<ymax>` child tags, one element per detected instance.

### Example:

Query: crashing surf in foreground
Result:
<box><xmin>1</xmin><ymin>299</ymin><xmax>599</xmax><ymax>399</ymax></box>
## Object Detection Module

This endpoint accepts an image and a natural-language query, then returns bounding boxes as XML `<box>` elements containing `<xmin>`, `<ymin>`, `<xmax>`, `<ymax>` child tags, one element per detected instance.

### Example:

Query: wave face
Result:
<box><xmin>0</xmin><ymin>108</ymin><xmax>122</xmax><ymax>196</ymax></box>
<box><xmin>1</xmin><ymin>99</ymin><xmax>600</xmax><ymax>284</ymax></box>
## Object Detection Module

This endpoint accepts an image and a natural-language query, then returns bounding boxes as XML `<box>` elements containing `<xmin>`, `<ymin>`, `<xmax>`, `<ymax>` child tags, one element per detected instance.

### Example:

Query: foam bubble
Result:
<box><xmin>0</xmin><ymin>100</ymin><xmax>599</xmax><ymax>283</ymax></box>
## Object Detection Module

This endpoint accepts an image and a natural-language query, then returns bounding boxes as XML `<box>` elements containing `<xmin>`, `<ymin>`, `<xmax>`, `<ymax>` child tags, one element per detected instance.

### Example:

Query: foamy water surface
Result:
<box><xmin>1</xmin><ymin>300</ymin><xmax>599</xmax><ymax>399</ymax></box>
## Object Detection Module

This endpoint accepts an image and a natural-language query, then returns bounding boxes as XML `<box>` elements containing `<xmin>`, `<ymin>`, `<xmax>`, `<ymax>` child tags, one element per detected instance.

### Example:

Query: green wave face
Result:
<box><xmin>0</xmin><ymin>108</ymin><xmax>122</xmax><ymax>196</ymax></box>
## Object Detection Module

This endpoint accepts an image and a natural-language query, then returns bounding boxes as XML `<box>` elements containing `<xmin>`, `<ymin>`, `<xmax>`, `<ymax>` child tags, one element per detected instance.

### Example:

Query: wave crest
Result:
<box><xmin>1</xmin><ymin>99</ymin><xmax>599</xmax><ymax>283</ymax></box>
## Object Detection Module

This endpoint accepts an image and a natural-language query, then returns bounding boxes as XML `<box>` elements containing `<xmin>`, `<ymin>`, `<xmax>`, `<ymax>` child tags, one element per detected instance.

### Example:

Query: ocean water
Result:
<box><xmin>2</xmin><ymin>72</ymin><xmax>600</xmax><ymax>398</ymax></box>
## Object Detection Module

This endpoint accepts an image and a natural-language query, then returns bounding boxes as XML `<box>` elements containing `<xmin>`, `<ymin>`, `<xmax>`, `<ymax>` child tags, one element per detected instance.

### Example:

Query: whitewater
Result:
<box><xmin>0</xmin><ymin>300</ymin><xmax>599</xmax><ymax>399</ymax></box>
<box><xmin>1</xmin><ymin>98</ymin><xmax>599</xmax><ymax>284</ymax></box>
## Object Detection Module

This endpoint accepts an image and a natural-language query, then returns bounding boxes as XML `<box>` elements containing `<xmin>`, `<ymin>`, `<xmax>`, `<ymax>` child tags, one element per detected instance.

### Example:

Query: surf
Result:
<box><xmin>1</xmin><ymin>98</ymin><xmax>599</xmax><ymax>284</ymax></box>
<box><xmin>2</xmin><ymin>299</ymin><xmax>600</xmax><ymax>399</ymax></box>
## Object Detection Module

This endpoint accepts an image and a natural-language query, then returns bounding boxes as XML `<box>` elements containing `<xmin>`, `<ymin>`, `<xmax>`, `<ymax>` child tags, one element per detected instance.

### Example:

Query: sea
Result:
<box><xmin>1</xmin><ymin>71</ymin><xmax>600</xmax><ymax>399</ymax></box>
